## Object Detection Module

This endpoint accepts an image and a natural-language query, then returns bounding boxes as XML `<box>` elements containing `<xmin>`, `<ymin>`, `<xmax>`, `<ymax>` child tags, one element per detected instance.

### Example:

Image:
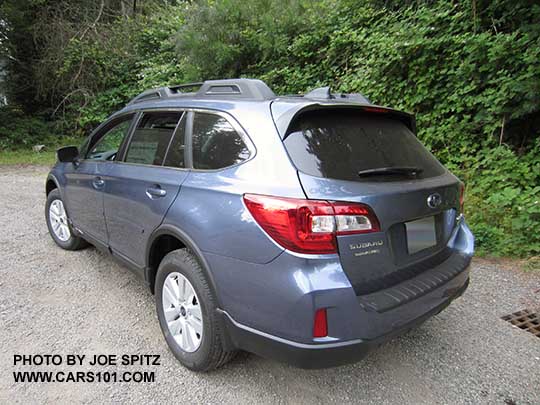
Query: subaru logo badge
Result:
<box><xmin>427</xmin><ymin>193</ymin><xmax>442</xmax><ymax>209</ymax></box>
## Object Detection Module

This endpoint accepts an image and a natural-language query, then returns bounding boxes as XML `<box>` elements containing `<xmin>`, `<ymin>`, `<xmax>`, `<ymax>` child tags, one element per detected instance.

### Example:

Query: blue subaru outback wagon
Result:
<box><xmin>45</xmin><ymin>79</ymin><xmax>474</xmax><ymax>371</ymax></box>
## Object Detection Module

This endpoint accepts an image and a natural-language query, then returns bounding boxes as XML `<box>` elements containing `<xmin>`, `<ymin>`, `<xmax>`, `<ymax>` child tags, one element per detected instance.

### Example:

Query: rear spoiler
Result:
<box><xmin>270</xmin><ymin>101</ymin><xmax>416</xmax><ymax>139</ymax></box>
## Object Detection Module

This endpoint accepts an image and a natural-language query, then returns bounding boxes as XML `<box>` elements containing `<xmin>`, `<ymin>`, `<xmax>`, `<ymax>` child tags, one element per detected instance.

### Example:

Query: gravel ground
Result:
<box><xmin>0</xmin><ymin>165</ymin><xmax>539</xmax><ymax>404</ymax></box>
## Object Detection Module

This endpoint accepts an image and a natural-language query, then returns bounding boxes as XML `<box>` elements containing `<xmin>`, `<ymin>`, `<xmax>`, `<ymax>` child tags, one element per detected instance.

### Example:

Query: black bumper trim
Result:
<box><xmin>220</xmin><ymin>278</ymin><xmax>469</xmax><ymax>369</ymax></box>
<box><xmin>357</xmin><ymin>253</ymin><xmax>472</xmax><ymax>313</ymax></box>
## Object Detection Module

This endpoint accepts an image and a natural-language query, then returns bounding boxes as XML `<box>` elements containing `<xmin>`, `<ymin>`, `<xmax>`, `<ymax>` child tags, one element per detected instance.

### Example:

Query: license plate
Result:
<box><xmin>405</xmin><ymin>216</ymin><xmax>436</xmax><ymax>254</ymax></box>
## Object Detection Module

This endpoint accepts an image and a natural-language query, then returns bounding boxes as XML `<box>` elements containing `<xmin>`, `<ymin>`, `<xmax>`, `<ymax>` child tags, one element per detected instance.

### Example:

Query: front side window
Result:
<box><xmin>192</xmin><ymin>112</ymin><xmax>250</xmax><ymax>170</ymax></box>
<box><xmin>86</xmin><ymin>115</ymin><xmax>134</xmax><ymax>161</ymax></box>
<box><xmin>124</xmin><ymin>111</ymin><xmax>183</xmax><ymax>166</ymax></box>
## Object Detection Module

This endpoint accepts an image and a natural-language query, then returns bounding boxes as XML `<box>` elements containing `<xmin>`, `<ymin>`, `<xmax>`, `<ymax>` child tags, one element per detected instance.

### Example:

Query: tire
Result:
<box><xmin>155</xmin><ymin>249</ymin><xmax>236</xmax><ymax>371</ymax></box>
<box><xmin>45</xmin><ymin>189</ymin><xmax>88</xmax><ymax>250</ymax></box>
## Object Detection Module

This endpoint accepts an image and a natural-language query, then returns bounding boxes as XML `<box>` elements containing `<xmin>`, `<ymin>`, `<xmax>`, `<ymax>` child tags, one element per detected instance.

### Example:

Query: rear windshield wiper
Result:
<box><xmin>357</xmin><ymin>166</ymin><xmax>424</xmax><ymax>177</ymax></box>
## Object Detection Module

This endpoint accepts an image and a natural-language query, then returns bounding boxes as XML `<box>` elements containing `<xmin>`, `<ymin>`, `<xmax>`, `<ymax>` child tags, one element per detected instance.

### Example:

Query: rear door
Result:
<box><xmin>103</xmin><ymin>110</ymin><xmax>189</xmax><ymax>268</ymax></box>
<box><xmin>283</xmin><ymin>108</ymin><xmax>462</xmax><ymax>295</ymax></box>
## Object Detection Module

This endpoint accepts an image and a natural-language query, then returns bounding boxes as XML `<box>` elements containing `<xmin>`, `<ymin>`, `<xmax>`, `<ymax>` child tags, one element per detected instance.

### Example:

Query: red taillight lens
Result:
<box><xmin>243</xmin><ymin>194</ymin><xmax>335</xmax><ymax>254</ymax></box>
<box><xmin>313</xmin><ymin>308</ymin><xmax>328</xmax><ymax>338</ymax></box>
<box><xmin>362</xmin><ymin>106</ymin><xmax>388</xmax><ymax>114</ymax></box>
<box><xmin>459</xmin><ymin>184</ymin><xmax>465</xmax><ymax>214</ymax></box>
<box><xmin>243</xmin><ymin>194</ymin><xmax>379</xmax><ymax>254</ymax></box>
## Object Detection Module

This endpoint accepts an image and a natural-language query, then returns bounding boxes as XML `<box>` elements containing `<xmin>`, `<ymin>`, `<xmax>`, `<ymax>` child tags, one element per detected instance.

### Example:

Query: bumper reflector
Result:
<box><xmin>313</xmin><ymin>308</ymin><xmax>328</xmax><ymax>338</ymax></box>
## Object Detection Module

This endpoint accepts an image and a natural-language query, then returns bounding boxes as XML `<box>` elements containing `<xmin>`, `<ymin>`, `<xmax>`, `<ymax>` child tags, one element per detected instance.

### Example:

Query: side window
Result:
<box><xmin>86</xmin><ymin>115</ymin><xmax>133</xmax><ymax>161</ymax></box>
<box><xmin>124</xmin><ymin>111</ymin><xmax>183</xmax><ymax>166</ymax></box>
<box><xmin>163</xmin><ymin>113</ymin><xmax>187</xmax><ymax>168</ymax></box>
<box><xmin>192</xmin><ymin>112</ymin><xmax>250</xmax><ymax>170</ymax></box>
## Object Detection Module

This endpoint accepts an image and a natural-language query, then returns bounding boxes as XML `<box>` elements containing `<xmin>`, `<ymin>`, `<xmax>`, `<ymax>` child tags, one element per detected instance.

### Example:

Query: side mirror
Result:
<box><xmin>57</xmin><ymin>146</ymin><xmax>79</xmax><ymax>163</ymax></box>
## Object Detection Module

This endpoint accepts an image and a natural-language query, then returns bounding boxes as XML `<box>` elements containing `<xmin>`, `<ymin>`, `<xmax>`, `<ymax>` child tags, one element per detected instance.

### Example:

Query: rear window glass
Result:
<box><xmin>124</xmin><ymin>112</ymin><xmax>182</xmax><ymax>166</ymax></box>
<box><xmin>284</xmin><ymin>110</ymin><xmax>445</xmax><ymax>182</ymax></box>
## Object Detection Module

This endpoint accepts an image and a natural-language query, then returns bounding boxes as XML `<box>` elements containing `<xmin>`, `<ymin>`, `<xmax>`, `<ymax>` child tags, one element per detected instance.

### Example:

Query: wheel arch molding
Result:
<box><xmin>45</xmin><ymin>174</ymin><xmax>60</xmax><ymax>196</ymax></box>
<box><xmin>145</xmin><ymin>224</ymin><xmax>221</xmax><ymax>306</ymax></box>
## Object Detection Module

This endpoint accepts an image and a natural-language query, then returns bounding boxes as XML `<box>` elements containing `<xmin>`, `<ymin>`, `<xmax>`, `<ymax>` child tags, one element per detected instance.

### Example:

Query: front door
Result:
<box><xmin>63</xmin><ymin>114</ymin><xmax>135</xmax><ymax>244</ymax></box>
<box><xmin>103</xmin><ymin>111</ymin><xmax>189</xmax><ymax>267</ymax></box>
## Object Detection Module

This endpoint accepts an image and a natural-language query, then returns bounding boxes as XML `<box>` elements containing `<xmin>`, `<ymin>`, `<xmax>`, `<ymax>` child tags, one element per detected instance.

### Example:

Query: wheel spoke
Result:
<box><xmin>61</xmin><ymin>224</ymin><xmax>70</xmax><ymax>237</ymax></box>
<box><xmin>164</xmin><ymin>306</ymin><xmax>177</xmax><ymax>322</ymax></box>
<box><xmin>189</xmin><ymin>304</ymin><xmax>202</xmax><ymax>321</ymax></box>
<box><xmin>170</xmin><ymin>276</ymin><xmax>184</xmax><ymax>301</ymax></box>
<box><xmin>188</xmin><ymin>316</ymin><xmax>202</xmax><ymax>336</ymax></box>
<box><xmin>163</xmin><ymin>284</ymin><xmax>178</xmax><ymax>307</ymax></box>
<box><xmin>180</xmin><ymin>277</ymin><xmax>187</xmax><ymax>301</ymax></box>
<box><xmin>181</xmin><ymin>323</ymin><xmax>188</xmax><ymax>348</ymax></box>
<box><xmin>167</xmin><ymin>318</ymin><xmax>181</xmax><ymax>335</ymax></box>
<box><xmin>49</xmin><ymin>212</ymin><xmax>60</xmax><ymax>222</ymax></box>
<box><xmin>163</xmin><ymin>291</ymin><xmax>176</xmax><ymax>309</ymax></box>
<box><xmin>184</xmin><ymin>322</ymin><xmax>195</xmax><ymax>350</ymax></box>
<box><xmin>58</xmin><ymin>203</ymin><xmax>66</xmax><ymax>216</ymax></box>
<box><xmin>188</xmin><ymin>321</ymin><xmax>200</xmax><ymax>344</ymax></box>
<box><xmin>51</xmin><ymin>202</ymin><xmax>60</xmax><ymax>216</ymax></box>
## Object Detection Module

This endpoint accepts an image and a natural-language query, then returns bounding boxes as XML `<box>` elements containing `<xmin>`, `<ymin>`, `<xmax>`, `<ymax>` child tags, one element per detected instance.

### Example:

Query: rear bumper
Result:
<box><xmin>221</xmin><ymin>276</ymin><xmax>469</xmax><ymax>369</ymax></box>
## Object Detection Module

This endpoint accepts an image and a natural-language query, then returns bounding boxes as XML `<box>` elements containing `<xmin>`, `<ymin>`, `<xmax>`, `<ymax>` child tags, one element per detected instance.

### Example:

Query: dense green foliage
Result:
<box><xmin>1</xmin><ymin>0</ymin><xmax>539</xmax><ymax>256</ymax></box>
<box><xmin>0</xmin><ymin>107</ymin><xmax>53</xmax><ymax>149</ymax></box>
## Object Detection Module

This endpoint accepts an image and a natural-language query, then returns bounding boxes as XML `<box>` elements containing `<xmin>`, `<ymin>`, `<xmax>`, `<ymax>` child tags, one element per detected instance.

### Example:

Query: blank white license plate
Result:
<box><xmin>405</xmin><ymin>216</ymin><xmax>436</xmax><ymax>254</ymax></box>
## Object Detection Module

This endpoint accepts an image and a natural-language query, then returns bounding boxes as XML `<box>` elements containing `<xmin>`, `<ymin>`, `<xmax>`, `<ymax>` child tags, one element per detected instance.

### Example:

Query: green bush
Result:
<box><xmin>0</xmin><ymin>107</ymin><xmax>54</xmax><ymax>150</ymax></box>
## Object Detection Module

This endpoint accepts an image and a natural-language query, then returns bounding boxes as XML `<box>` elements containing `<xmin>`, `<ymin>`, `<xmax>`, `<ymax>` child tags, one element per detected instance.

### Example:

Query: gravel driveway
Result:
<box><xmin>1</xmin><ymin>165</ymin><xmax>539</xmax><ymax>404</ymax></box>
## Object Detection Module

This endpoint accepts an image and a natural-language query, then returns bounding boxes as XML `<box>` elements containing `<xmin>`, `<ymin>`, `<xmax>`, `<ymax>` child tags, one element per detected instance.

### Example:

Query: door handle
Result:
<box><xmin>146</xmin><ymin>186</ymin><xmax>167</xmax><ymax>199</ymax></box>
<box><xmin>92</xmin><ymin>177</ymin><xmax>105</xmax><ymax>189</ymax></box>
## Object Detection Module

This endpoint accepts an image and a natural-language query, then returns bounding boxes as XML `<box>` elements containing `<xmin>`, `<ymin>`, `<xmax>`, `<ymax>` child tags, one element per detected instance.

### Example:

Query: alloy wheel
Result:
<box><xmin>49</xmin><ymin>199</ymin><xmax>71</xmax><ymax>242</ymax></box>
<box><xmin>162</xmin><ymin>272</ymin><xmax>203</xmax><ymax>352</ymax></box>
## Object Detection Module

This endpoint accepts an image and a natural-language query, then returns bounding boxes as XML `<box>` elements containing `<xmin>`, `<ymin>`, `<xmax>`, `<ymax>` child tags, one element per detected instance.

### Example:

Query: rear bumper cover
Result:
<box><xmin>221</xmin><ymin>268</ymin><xmax>470</xmax><ymax>369</ymax></box>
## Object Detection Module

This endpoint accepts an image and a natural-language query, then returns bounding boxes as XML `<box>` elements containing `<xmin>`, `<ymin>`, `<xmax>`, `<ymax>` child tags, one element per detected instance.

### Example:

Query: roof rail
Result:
<box><xmin>127</xmin><ymin>78</ymin><xmax>276</xmax><ymax>105</ymax></box>
<box><xmin>304</xmin><ymin>86</ymin><xmax>371</xmax><ymax>104</ymax></box>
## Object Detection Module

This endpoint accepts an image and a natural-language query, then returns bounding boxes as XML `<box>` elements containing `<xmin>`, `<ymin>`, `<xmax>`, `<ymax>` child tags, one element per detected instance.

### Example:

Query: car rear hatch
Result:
<box><xmin>279</xmin><ymin>106</ymin><xmax>463</xmax><ymax>296</ymax></box>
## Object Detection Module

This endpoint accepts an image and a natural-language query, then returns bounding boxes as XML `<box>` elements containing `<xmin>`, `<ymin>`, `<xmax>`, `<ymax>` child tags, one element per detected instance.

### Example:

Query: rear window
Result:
<box><xmin>284</xmin><ymin>109</ymin><xmax>445</xmax><ymax>182</ymax></box>
<box><xmin>124</xmin><ymin>112</ymin><xmax>182</xmax><ymax>166</ymax></box>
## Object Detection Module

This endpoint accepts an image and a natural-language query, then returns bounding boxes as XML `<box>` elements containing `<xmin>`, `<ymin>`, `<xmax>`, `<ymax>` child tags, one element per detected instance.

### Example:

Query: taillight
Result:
<box><xmin>459</xmin><ymin>183</ymin><xmax>465</xmax><ymax>214</ymax></box>
<box><xmin>362</xmin><ymin>106</ymin><xmax>388</xmax><ymax>114</ymax></box>
<box><xmin>243</xmin><ymin>194</ymin><xmax>380</xmax><ymax>254</ymax></box>
<box><xmin>313</xmin><ymin>308</ymin><xmax>328</xmax><ymax>338</ymax></box>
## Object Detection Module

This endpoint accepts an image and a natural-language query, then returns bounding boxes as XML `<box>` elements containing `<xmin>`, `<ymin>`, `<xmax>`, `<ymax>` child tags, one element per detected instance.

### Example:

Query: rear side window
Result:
<box><xmin>124</xmin><ymin>112</ymin><xmax>183</xmax><ymax>166</ymax></box>
<box><xmin>192</xmin><ymin>112</ymin><xmax>250</xmax><ymax>170</ymax></box>
<box><xmin>284</xmin><ymin>110</ymin><xmax>445</xmax><ymax>182</ymax></box>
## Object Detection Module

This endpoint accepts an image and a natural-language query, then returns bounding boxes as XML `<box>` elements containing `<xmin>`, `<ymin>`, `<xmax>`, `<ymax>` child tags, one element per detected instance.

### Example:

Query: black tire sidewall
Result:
<box><xmin>155</xmin><ymin>250</ymin><xmax>218</xmax><ymax>371</ymax></box>
<box><xmin>45</xmin><ymin>189</ymin><xmax>79</xmax><ymax>250</ymax></box>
